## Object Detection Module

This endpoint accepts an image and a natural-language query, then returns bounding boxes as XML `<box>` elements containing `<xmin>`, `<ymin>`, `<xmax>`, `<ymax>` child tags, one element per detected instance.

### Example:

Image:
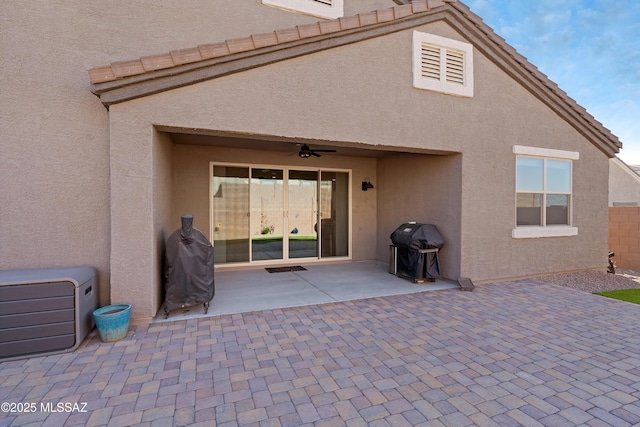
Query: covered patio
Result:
<box><xmin>154</xmin><ymin>260</ymin><xmax>458</xmax><ymax>322</ymax></box>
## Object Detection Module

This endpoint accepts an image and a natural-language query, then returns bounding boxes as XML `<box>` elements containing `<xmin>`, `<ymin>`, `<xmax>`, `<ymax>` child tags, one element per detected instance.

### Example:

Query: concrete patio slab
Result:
<box><xmin>155</xmin><ymin>261</ymin><xmax>458</xmax><ymax>322</ymax></box>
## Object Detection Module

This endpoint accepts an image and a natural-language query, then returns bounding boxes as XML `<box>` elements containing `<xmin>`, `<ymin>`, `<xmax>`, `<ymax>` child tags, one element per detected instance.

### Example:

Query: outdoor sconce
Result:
<box><xmin>362</xmin><ymin>177</ymin><xmax>374</xmax><ymax>191</ymax></box>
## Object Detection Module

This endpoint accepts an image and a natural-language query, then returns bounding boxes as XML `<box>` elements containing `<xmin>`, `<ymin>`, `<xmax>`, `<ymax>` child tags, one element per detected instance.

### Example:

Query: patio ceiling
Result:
<box><xmin>166</xmin><ymin>129</ymin><xmax>456</xmax><ymax>158</ymax></box>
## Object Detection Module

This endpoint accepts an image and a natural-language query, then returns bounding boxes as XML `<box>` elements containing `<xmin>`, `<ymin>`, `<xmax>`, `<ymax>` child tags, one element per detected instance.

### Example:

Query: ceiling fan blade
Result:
<box><xmin>295</xmin><ymin>144</ymin><xmax>336</xmax><ymax>158</ymax></box>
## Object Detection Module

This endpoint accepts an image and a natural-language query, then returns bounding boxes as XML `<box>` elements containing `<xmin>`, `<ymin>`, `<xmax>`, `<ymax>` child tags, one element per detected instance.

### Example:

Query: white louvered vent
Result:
<box><xmin>420</xmin><ymin>45</ymin><xmax>441</xmax><ymax>81</ymax></box>
<box><xmin>312</xmin><ymin>0</ymin><xmax>333</xmax><ymax>5</ymax></box>
<box><xmin>413</xmin><ymin>31</ymin><xmax>474</xmax><ymax>97</ymax></box>
<box><xmin>445</xmin><ymin>50</ymin><xmax>464</xmax><ymax>85</ymax></box>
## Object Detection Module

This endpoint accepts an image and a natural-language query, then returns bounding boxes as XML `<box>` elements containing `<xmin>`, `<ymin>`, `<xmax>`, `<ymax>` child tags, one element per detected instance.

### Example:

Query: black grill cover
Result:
<box><xmin>390</xmin><ymin>223</ymin><xmax>444</xmax><ymax>250</ymax></box>
<box><xmin>164</xmin><ymin>215</ymin><xmax>215</xmax><ymax>314</ymax></box>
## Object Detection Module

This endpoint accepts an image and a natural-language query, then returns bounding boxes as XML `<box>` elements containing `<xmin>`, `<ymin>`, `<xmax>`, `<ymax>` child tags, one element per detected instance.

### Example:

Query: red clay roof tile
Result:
<box><xmin>428</xmin><ymin>0</ymin><xmax>446</xmax><ymax>9</ymax></box>
<box><xmin>376</xmin><ymin>9</ymin><xmax>395</xmax><ymax>23</ymax></box>
<box><xmin>318</xmin><ymin>19</ymin><xmax>342</xmax><ymax>34</ymax></box>
<box><xmin>412</xmin><ymin>2</ymin><xmax>429</xmax><ymax>13</ymax></box>
<box><xmin>88</xmin><ymin>65</ymin><xmax>116</xmax><ymax>83</ymax></box>
<box><xmin>358</xmin><ymin>11</ymin><xmax>379</xmax><ymax>27</ymax></box>
<box><xmin>141</xmin><ymin>54</ymin><xmax>175</xmax><ymax>71</ymax></box>
<box><xmin>198</xmin><ymin>42</ymin><xmax>230</xmax><ymax>59</ymax></box>
<box><xmin>338</xmin><ymin>16</ymin><xmax>360</xmax><ymax>31</ymax></box>
<box><xmin>111</xmin><ymin>60</ymin><xmax>145</xmax><ymax>79</ymax></box>
<box><xmin>251</xmin><ymin>32</ymin><xmax>279</xmax><ymax>49</ymax></box>
<box><xmin>170</xmin><ymin>48</ymin><xmax>202</xmax><ymax>65</ymax></box>
<box><xmin>226</xmin><ymin>37</ymin><xmax>256</xmax><ymax>54</ymax></box>
<box><xmin>275</xmin><ymin>27</ymin><xmax>300</xmax><ymax>43</ymax></box>
<box><xmin>296</xmin><ymin>23</ymin><xmax>322</xmax><ymax>39</ymax></box>
<box><xmin>393</xmin><ymin>4</ymin><xmax>414</xmax><ymax>19</ymax></box>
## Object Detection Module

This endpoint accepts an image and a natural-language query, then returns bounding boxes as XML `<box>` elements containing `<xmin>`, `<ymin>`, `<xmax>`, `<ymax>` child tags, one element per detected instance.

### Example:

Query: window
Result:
<box><xmin>262</xmin><ymin>0</ymin><xmax>343</xmax><ymax>19</ymax></box>
<box><xmin>513</xmin><ymin>145</ymin><xmax>579</xmax><ymax>238</ymax></box>
<box><xmin>413</xmin><ymin>31</ymin><xmax>474</xmax><ymax>97</ymax></box>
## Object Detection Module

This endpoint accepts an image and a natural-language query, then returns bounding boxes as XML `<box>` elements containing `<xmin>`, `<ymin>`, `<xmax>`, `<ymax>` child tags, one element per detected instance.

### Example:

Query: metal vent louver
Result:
<box><xmin>312</xmin><ymin>0</ymin><xmax>333</xmax><ymax>5</ymax></box>
<box><xmin>445</xmin><ymin>50</ymin><xmax>465</xmax><ymax>85</ymax></box>
<box><xmin>420</xmin><ymin>44</ymin><xmax>441</xmax><ymax>81</ymax></box>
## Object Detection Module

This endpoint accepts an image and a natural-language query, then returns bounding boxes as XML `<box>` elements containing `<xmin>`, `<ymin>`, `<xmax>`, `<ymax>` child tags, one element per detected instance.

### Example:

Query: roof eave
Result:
<box><xmin>90</xmin><ymin>8</ymin><xmax>450</xmax><ymax>106</ymax></box>
<box><xmin>446</xmin><ymin>1</ymin><xmax>621</xmax><ymax>158</ymax></box>
<box><xmin>89</xmin><ymin>0</ymin><xmax>621</xmax><ymax>158</ymax></box>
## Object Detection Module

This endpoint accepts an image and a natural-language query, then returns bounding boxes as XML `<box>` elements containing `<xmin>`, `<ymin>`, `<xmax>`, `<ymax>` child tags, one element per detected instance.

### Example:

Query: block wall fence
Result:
<box><xmin>609</xmin><ymin>207</ymin><xmax>640</xmax><ymax>270</ymax></box>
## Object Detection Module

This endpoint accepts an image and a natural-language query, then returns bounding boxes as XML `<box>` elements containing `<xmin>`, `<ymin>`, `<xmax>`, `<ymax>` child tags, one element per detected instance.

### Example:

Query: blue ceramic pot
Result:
<box><xmin>93</xmin><ymin>304</ymin><xmax>131</xmax><ymax>342</ymax></box>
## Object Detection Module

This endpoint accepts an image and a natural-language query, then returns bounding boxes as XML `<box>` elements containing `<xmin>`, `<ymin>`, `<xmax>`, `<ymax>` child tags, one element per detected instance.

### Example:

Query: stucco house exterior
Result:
<box><xmin>1</xmin><ymin>0</ymin><xmax>622</xmax><ymax>321</ymax></box>
<box><xmin>609</xmin><ymin>158</ymin><xmax>640</xmax><ymax>206</ymax></box>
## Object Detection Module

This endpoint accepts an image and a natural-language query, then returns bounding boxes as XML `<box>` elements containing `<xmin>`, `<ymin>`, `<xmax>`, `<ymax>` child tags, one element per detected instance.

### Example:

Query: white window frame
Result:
<box><xmin>512</xmin><ymin>145</ymin><xmax>579</xmax><ymax>239</ymax></box>
<box><xmin>262</xmin><ymin>0</ymin><xmax>343</xmax><ymax>19</ymax></box>
<box><xmin>413</xmin><ymin>31</ymin><xmax>474</xmax><ymax>98</ymax></box>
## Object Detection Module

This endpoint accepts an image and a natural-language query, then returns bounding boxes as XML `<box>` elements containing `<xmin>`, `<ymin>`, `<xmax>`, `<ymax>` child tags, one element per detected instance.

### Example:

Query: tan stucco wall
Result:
<box><xmin>609</xmin><ymin>158</ymin><xmax>640</xmax><ymax>206</ymax></box>
<box><xmin>3</xmin><ymin>2</ymin><xmax>613</xmax><ymax>319</ymax></box>
<box><xmin>454</xmin><ymin>46</ymin><xmax>611</xmax><ymax>281</ymax></box>
<box><xmin>0</xmin><ymin>0</ymin><xmax>395</xmax><ymax>310</ymax></box>
<box><xmin>104</xmin><ymin>17</ymin><xmax>612</xmax><ymax>319</ymax></box>
<box><xmin>153</xmin><ymin>130</ymin><xmax>174</xmax><ymax>313</ymax></box>
<box><xmin>377</xmin><ymin>153</ymin><xmax>462</xmax><ymax>280</ymax></box>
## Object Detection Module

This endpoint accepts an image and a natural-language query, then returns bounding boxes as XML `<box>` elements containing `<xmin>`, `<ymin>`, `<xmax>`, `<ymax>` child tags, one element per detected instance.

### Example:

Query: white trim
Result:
<box><xmin>413</xmin><ymin>31</ymin><xmax>474</xmax><ymax>98</ymax></box>
<box><xmin>262</xmin><ymin>0</ymin><xmax>343</xmax><ymax>19</ymax></box>
<box><xmin>513</xmin><ymin>145</ymin><xmax>579</xmax><ymax>160</ymax></box>
<box><xmin>514</xmin><ymin>147</ymin><xmax>577</xmax><ymax>236</ymax></box>
<box><xmin>512</xmin><ymin>226</ymin><xmax>578</xmax><ymax>239</ymax></box>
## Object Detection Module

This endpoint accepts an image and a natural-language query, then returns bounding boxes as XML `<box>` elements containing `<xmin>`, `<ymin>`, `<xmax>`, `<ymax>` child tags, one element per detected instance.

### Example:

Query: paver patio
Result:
<box><xmin>2</xmin><ymin>277</ymin><xmax>640</xmax><ymax>426</ymax></box>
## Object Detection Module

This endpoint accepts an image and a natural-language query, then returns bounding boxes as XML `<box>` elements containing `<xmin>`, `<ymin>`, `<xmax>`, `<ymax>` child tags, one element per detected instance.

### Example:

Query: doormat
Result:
<box><xmin>265</xmin><ymin>266</ymin><xmax>307</xmax><ymax>273</ymax></box>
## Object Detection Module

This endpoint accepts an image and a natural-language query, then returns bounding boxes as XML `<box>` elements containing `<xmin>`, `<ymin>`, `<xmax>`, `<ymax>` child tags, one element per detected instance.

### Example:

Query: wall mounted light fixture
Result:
<box><xmin>362</xmin><ymin>177</ymin><xmax>374</xmax><ymax>191</ymax></box>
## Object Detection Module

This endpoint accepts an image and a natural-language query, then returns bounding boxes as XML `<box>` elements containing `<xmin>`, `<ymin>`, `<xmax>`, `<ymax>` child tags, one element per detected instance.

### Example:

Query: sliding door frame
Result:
<box><xmin>209</xmin><ymin>161</ymin><xmax>352</xmax><ymax>268</ymax></box>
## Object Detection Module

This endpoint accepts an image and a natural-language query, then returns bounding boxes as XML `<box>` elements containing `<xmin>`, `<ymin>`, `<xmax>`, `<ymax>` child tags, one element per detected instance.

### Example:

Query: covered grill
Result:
<box><xmin>390</xmin><ymin>222</ymin><xmax>444</xmax><ymax>282</ymax></box>
<box><xmin>164</xmin><ymin>214</ymin><xmax>215</xmax><ymax>318</ymax></box>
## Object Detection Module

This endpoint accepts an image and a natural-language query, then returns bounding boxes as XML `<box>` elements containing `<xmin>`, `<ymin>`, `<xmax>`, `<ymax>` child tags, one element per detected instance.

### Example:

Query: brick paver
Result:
<box><xmin>2</xmin><ymin>279</ymin><xmax>640</xmax><ymax>426</ymax></box>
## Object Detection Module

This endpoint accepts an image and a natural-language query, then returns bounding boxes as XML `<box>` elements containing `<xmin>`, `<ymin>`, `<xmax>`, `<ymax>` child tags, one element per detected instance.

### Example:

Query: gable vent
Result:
<box><xmin>413</xmin><ymin>31</ymin><xmax>474</xmax><ymax>98</ymax></box>
<box><xmin>420</xmin><ymin>44</ymin><xmax>465</xmax><ymax>86</ymax></box>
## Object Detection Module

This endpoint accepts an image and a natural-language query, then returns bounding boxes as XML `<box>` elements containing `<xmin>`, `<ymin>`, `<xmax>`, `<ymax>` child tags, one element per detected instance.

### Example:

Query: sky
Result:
<box><xmin>466</xmin><ymin>0</ymin><xmax>640</xmax><ymax>166</ymax></box>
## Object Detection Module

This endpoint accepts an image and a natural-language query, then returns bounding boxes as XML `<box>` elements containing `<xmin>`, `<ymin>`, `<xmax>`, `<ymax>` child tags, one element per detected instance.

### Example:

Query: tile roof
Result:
<box><xmin>88</xmin><ymin>0</ymin><xmax>454</xmax><ymax>84</ymax></box>
<box><xmin>87</xmin><ymin>0</ymin><xmax>621</xmax><ymax>157</ymax></box>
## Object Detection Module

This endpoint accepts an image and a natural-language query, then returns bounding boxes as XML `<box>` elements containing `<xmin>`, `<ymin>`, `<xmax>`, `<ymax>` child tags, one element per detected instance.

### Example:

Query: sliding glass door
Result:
<box><xmin>211</xmin><ymin>165</ymin><xmax>250</xmax><ymax>264</ymax></box>
<box><xmin>288</xmin><ymin>170</ymin><xmax>319</xmax><ymax>259</ymax></box>
<box><xmin>251</xmin><ymin>169</ymin><xmax>284</xmax><ymax>261</ymax></box>
<box><xmin>320</xmin><ymin>171</ymin><xmax>349</xmax><ymax>258</ymax></box>
<box><xmin>211</xmin><ymin>163</ymin><xmax>350</xmax><ymax>265</ymax></box>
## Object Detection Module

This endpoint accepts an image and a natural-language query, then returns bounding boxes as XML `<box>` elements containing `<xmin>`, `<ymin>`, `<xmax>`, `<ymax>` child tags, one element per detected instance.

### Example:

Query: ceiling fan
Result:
<box><xmin>296</xmin><ymin>144</ymin><xmax>337</xmax><ymax>158</ymax></box>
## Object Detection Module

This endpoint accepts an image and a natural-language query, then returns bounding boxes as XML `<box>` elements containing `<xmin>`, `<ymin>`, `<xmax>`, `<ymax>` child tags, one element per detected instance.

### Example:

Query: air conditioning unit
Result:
<box><xmin>0</xmin><ymin>266</ymin><xmax>98</xmax><ymax>362</ymax></box>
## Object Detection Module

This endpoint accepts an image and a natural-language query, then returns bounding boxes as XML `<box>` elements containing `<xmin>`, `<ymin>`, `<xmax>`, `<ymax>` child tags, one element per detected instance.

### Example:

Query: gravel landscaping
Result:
<box><xmin>536</xmin><ymin>268</ymin><xmax>640</xmax><ymax>293</ymax></box>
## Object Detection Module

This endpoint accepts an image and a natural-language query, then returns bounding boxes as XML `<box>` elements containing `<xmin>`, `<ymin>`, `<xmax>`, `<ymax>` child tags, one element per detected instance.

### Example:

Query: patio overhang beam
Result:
<box><xmin>156</xmin><ymin>125</ymin><xmax>458</xmax><ymax>158</ymax></box>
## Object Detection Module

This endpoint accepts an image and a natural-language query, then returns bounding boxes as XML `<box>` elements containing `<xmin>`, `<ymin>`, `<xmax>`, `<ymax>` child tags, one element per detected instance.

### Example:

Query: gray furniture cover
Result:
<box><xmin>164</xmin><ymin>215</ymin><xmax>215</xmax><ymax>317</ymax></box>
